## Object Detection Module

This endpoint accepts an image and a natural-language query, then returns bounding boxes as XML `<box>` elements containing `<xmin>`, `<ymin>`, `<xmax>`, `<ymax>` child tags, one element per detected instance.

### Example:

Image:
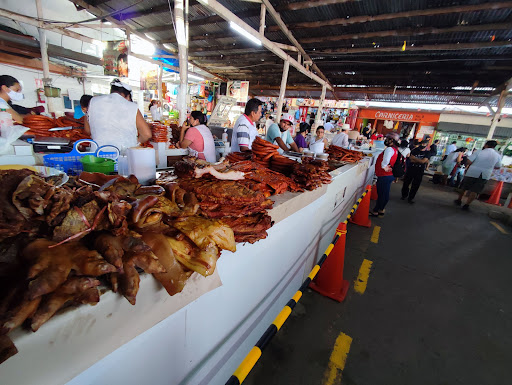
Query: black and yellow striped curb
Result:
<box><xmin>225</xmin><ymin>186</ymin><xmax>371</xmax><ymax>385</ymax></box>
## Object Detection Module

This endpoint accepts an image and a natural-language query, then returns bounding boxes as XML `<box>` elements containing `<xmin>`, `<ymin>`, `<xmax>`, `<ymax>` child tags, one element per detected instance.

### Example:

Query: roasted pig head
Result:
<box><xmin>141</xmin><ymin>233</ymin><xmax>192</xmax><ymax>296</ymax></box>
<box><xmin>167</xmin><ymin>236</ymin><xmax>219</xmax><ymax>277</ymax></box>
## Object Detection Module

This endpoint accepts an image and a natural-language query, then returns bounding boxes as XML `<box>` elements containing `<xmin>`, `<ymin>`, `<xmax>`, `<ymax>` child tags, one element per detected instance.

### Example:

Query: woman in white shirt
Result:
<box><xmin>0</xmin><ymin>75</ymin><xmax>25</xmax><ymax>124</ymax></box>
<box><xmin>149</xmin><ymin>100</ymin><xmax>162</xmax><ymax>121</ymax></box>
<box><xmin>309</xmin><ymin>126</ymin><xmax>329</xmax><ymax>154</ymax></box>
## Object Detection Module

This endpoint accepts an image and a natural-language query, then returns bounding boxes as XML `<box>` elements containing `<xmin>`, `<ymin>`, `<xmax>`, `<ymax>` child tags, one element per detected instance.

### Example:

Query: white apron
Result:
<box><xmin>309</xmin><ymin>137</ymin><xmax>325</xmax><ymax>154</ymax></box>
<box><xmin>188</xmin><ymin>124</ymin><xmax>217</xmax><ymax>163</ymax></box>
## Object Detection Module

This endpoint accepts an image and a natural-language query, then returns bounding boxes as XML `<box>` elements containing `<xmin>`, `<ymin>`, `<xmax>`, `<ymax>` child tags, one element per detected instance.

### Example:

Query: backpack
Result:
<box><xmin>392</xmin><ymin>149</ymin><xmax>406</xmax><ymax>178</ymax></box>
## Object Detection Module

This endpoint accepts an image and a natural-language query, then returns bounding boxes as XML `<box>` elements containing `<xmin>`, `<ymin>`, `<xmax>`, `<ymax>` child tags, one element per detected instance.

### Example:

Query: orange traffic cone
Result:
<box><xmin>349</xmin><ymin>185</ymin><xmax>372</xmax><ymax>227</ymax></box>
<box><xmin>310</xmin><ymin>222</ymin><xmax>349</xmax><ymax>302</ymax></box>
<box><xmin>485</xmin><ymin>181</ymin><xmax>503</xmax><ymax>206</ymax></box>
<box><xmin>370</xmin><ymin>184</ymin><xmax>378</xmax><ymax>200</ymax></box>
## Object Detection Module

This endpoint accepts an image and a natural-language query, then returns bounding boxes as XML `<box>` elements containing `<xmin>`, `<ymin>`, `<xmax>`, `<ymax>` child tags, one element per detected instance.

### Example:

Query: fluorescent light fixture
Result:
<box><xmin>145</xmin><ymin>33</ymin><xmax>156</xmax><ymax>41</ymax></box>
<box><xmin>163</xmin><ymin>44</ymin><xmax>174</xmax><ymax>50</ymax></box>
<box><xmin>229</xmin><ymin>21</ymin><xmax>261</xmax><ymax>46</ymax></box>
<box><xmin>188</xmin><ymin>73</ymin><xmax>205</xmax><ymax>81</ymax></box>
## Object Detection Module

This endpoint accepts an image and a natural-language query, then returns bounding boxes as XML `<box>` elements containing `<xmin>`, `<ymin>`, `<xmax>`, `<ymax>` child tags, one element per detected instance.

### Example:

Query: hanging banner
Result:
<box><xmin>298</xmin><ymin>106</ymin><xmax>309</xmax><ymax>123</ymax></box>
<box><xmin>103</xmin><ymin>40</ymin><xmax>128</xmax><ymax>77</ymax></box>
<box><xmin>140</xmin><ymin>68</ymin><xmax>158</xmax><ymax>91</ymax></box>
<box><xmin>227</xmin><ymin>81</ymin><xmax>249</xmax><ymax>103</ymax></box>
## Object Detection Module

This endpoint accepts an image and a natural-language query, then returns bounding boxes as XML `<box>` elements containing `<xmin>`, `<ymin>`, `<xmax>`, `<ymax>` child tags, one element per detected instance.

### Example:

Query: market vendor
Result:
<box><xmin>149</xmin><ymin>100</ymin><xmax>162</xmax><ymax>121</ymax></box>
<box><xmin>0</xmin><ymin>75</ymin><xmax>25</xmax><ymax>124</ymax></box>
<box><xmin>331</xmin><ymin>126</ymin><xmax>349</xmax><ymax>148</ymax></box>
<box><xmin>85</xmin><ymin>79</ymin><xmax>151</xmax><ymax>151</ymax></box>
<box><xmin>309</xmin><ymin>126</ymin><xmax>329</xmax><ymax>154</ymax></box>
<box><xmin>294</xmin><ymin>123</ymin><xmax>310</xmax><ymax>152</ymax></box>
<box><xmin>265</xmin><ymin>113</ymin><xmax>300</xmax><ymax>154</ymax></box>
<box><xmin>178</xmin><ymin>110</ymin><xmax>216</xmax><ymax>162</ymax></box>
<box><xmin>231</xmin><ymin>98</ymin><xmax>263</xmax><ymax>152</ymax></box>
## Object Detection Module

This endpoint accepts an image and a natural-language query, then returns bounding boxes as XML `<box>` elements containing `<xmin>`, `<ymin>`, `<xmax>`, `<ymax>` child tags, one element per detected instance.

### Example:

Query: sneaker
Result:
<box><xmin>461</xmin><ymin>204</ymin><xmax>470</xmax><ymax>211</ymax></box>
<box><xmin>408</xmin><ymin>200</ymin><xmax>415</xmax><ymax>204</ymax></box>
<box><xmin>454</xmin><ymin>199</ymin><xmax>462</xmax><ymax>206</ymax></box>
<box><xmin>401</xmin><ymin>196</ymin><xmax>407</xmax><ymax>200</ymax></box>
<box><xmin>370</xmin><ymin>211</ymin><xmax>379</xmax><ymax>217</ymax></box>
<box><xmin>378</xmin><ymin>211</ymin><xmax>385</xmax><ymax>217</ymax></box>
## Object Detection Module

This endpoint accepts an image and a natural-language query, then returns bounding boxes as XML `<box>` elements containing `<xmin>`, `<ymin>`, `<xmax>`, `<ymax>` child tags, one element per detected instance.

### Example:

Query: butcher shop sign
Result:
<box><xmin>374</xmin><ymin>111</ymin><xmax>414</xmax><ymax>121</ymax></box>
<box><xmin>359</xmin><ymin>109</ymin><xmax>440</xmax><ymax>123</ymax></box>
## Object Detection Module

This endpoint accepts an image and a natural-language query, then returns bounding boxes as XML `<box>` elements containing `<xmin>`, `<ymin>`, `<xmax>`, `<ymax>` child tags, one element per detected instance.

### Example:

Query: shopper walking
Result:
<box><xmin>455</xmin><ymin>140</ymin><xmax>502</xmax><ymax>210</ymax></box>
<box><xmin>442</xmin><ymin>147</ymin><xmax>465</xmax><ymax>186</ymax></box>
<box><xmin>371</xmin><ymin>132</ymin><xmax>400</xmax><ymax>217</ymax></box>
<box><xmin>401</xmin><ymin>140</ymin><xmax>430</xmax><ymax>204</ymax></box>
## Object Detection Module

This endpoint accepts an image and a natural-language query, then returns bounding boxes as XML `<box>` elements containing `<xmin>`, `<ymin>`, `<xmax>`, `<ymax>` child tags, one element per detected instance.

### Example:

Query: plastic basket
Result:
<box><xmin>43</xmin><ymin>139</ymin><xmax>98</xmax><ymax>175</ymax></box>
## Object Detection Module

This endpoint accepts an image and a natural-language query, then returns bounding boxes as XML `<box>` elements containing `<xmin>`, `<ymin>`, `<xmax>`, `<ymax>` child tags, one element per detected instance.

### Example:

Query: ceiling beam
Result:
<box><xmin>261</xmin><ymin>0</ymin><xmax>336</xmax><ymax>97</ymax></box>
<box><xmin>300</xmin><ymin>22</ymin><xmax>512</xmax><ymax>44</ymax></box>
<box><xmin>313</xmin><ymin>41</ymin><xmax>512</xmax><ymax>54</ymax></box>
<box><xmin>194</xmin><ymin>0</ymin><xmax>331</xmax><ymax>90</ymax></box>
<box><xmin>111</xmin><ymin>4</ymin><xmax>171</xmax><ymax>21</ymax></box>
<box><xmin>275</xmin><ymin>0</ymin><xmax>359</xmax><ymax>11</ymax></box>
<box><xmin>268</xmin><ymin>1</ymin><xmax>512</xmax><ymax>31</ymax></box>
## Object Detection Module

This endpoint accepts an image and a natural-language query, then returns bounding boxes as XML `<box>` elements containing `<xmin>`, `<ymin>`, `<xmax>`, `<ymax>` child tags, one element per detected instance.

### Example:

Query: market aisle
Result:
<box><xmin>244</xmin><ymin>179</ymin><xmax>512</xmax><ymax>385</ymax></box>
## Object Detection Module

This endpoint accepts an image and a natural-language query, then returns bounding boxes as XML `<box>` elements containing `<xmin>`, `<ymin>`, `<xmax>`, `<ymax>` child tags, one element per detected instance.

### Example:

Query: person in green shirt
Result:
<box><xmin>265</xmin><ymin>113</ymin><xmax>299</xmax><ymax>154</ymax></box>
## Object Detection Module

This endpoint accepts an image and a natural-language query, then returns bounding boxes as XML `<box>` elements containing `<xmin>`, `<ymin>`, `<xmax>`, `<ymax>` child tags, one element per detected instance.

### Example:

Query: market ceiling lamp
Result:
<box><xmin>188</xmin><ymin>73</ymin><xmax>205</xmax><ymax>82</ymax></box>
<box><xmin>229</xmin><ymin>21</ymin><xmax>262</xmax><ymax>46</ymax></box>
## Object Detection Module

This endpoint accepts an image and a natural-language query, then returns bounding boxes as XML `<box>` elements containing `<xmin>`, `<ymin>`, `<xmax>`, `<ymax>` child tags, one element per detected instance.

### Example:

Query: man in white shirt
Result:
<box><xmin>324</xmin><ymin>120</ymin><xmax>334</xmax><ymax>132</ymax></box>
<box><xmin>455</xmin><ymin>140</ymin><xmax>502</xmax><ymax>210</ymax></box>
<box><xmin>331</xmin><ymin>127</ymin><xmax>349</xmax><ymax>148</ymax></box>
<box><xmin>231</xmin><ymin>98</ymin><xmax>263</xmax><ymax>152</ymax></box>
<box><xmin>445</xmin><ymin>141</ymin><xmax>457</xmax><ymax>156</ymax></box>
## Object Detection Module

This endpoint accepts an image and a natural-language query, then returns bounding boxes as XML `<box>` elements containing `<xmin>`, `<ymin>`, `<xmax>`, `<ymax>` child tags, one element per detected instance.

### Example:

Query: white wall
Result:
<box><xmin>439</xmin><ymin>112</ymin><xmax>512</xmax><ymax>128</ymax></box>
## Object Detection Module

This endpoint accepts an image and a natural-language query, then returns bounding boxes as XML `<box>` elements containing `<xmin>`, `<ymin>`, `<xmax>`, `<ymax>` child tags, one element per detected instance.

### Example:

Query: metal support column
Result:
<box><xmin>276</xmin><ymin>58</ymin><xmax>290</xmax><ymax>122</ymax></box>
<box><xmin>487</xmin><ymin>89</ymin><xmax>508</xmax><ymax>140</ymax></box>
<box><xmin>313</xmin><ymin>84</ymin><xmax>327</xmax><ymax>134</ymax></box>
<box><xmin>36</xmin><ymin>0</ymin><xmax>54</xmax><ymax>114</ymax></box>
<box><xmin>175</xmin><ymin>0</ymin><xmax>188</xmax><ymax>125</ymax></box>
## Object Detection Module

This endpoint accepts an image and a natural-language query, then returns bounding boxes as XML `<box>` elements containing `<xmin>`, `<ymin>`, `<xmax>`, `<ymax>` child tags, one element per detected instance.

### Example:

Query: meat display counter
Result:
<box><xmin>2</xmin><ymin>155</ymin><xmax>377</xmax><ymax>385</ymax></box>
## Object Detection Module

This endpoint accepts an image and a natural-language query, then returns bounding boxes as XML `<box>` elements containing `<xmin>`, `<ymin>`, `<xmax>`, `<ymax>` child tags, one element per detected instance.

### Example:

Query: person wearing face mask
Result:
<box><xmin>0</xmin><ymin>75</ymin><xmax>26</xmax><ymax>124</ymax></box>
<box><xmin>178</xmin><ymin>110</ymin><xmax>216</xmax><ymax>162</ymax></box>
<box><xmin>371</xmin><ymin>132</ymin><xmax>400</xmax><ymax>217</ymax></box>
<box><xmin>85</xmin><ymin>79</ymin><xmax>151</xmax><ymax>152</ymax></box>
<box><xmin>401</xmin><ymin>139</ymin><xmax>430</xmax><ymax>204</ymax></box>
<box><xmin>265</xmin><ymin>113</ymin><xmax>299</xmax><ymax>154</ymax></box>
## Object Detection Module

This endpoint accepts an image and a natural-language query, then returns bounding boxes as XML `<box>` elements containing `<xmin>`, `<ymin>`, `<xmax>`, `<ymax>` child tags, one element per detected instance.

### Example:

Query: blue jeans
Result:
<box><xmin>374</xmin><ymin>175</ymin><xmax>395</xmax><ymax>212</ymax></box>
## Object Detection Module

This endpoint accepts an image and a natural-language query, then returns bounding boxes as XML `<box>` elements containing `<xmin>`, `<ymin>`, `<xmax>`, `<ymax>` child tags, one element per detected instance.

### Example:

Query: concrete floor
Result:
<box><xmin>244</xmin><ymin>178</ymin><xmax>512</xmax><ymax>385</ymax></box>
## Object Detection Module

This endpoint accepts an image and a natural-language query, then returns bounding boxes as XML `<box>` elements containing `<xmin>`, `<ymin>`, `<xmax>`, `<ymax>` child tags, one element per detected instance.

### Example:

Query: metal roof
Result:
<box><xmin>70</xmin><ymin>0</ymin><xmax>512</xmax><ymax>105</ymax></box>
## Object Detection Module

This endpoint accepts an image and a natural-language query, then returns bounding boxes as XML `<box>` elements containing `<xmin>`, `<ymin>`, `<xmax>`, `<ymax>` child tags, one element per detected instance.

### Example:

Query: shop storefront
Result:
<box><xmin>356</xmin><ymin>108</ymin><xmax>440</xmax><ymax>141</ymax></box>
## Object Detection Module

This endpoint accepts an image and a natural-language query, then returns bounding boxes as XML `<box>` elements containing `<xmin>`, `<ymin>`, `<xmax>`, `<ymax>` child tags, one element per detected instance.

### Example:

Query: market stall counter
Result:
<box><xmin>1</xmin><ymin>154</ymin><xmax>375</xmax><ymax>385</ymax></box>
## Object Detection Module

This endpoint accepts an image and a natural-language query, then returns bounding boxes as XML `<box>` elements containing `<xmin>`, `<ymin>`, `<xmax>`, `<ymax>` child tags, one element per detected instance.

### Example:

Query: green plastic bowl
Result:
<box><xmin>80</xmin><ymin>155</ymin><xmax>116</xmax><ymax>174</ymax></box>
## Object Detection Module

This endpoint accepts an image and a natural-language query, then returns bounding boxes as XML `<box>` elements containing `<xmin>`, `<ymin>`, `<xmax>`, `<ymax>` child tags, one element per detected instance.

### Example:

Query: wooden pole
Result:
<box><xmin>259</xmin><ymin>4</ymin><xmax>266</xmax><ymax>36</ymax></box>
<box><xmin>314</xmin><ymin>84</ymin><xmax>327</xmax><ymax>134</ymax></box>
<box><xmin>276</xmin><ymin>58</ymin><xmax>290</xmax><ymax>123</ymax></box>
<box><xmin>35</xmin><ymin>0</ymin><xmax>54</xmax><ymax>114</ymax></box>
<box><xmin>487</xmin><ymin>89</ymin><xmax>509</xmax><ymax>140</ymax></box>
<box><xmin>175</xmin><ymin>0</ymin><xmax>189</xmax><ymax>125</ymax></box>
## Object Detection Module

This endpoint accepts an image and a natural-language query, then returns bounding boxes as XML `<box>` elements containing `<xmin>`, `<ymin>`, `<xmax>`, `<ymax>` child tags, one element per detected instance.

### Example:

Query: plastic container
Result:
<box><xmin>222</xmin><ymin>129</ymin><xmax>228</xmax><ymax>142</ymax></box>
<box><xmin>43</xmin><ymin>139</ymin><xmax>98</xmax><ymax>175</ymax></box>
<box><xmin>80</xmin><ymin>155</ymin><xmax>116</xmax><ymax>174</ymax></box>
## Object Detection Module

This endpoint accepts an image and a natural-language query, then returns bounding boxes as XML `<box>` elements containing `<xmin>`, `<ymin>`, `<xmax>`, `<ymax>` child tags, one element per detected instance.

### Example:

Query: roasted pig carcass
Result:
<box><xmin>132</xmin><ymin>194</ymin><xmax>199</xmax><ymax>230</ymax></box>
<box><xmin>30</xmin><ymin>277</ymin><xmax>101</xmax><ymax>331</ymax></box>
<box><xmin>0</xmin><ymin>169</ymin><xmax>40</xmax><ymax>240</ymax></box>
<box><xmin>22</xmin><ymin>239</ymin><xmax>116</xmax><ymax>300</ymax></box>
<box><xmin>141</xmin><ymin>233</ymin><xmax>193</xmax><ymax>296</ymax></box>
<box><xmin>52</xmin><ymin>200</ymin><xmax>107</xmax><ymax>243</ymax></box>
<box><xmin>221</xmin><ymin>214</ymin><xmax>273</xmax><ymax>244</ymax></box>
<box><xmin>93</xmin><ymin>232</ymin><xmax>165</xmax><ymax>304</ymax></box>
<box><xmin>174</xmin><ymin>158</ymin><xmax>245</xmax><ymax>181</ymax></box>
<box><xmin>171</xmin><ymin>216</ymin><xmax>236</xmax><ymax>252</ymax></box>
